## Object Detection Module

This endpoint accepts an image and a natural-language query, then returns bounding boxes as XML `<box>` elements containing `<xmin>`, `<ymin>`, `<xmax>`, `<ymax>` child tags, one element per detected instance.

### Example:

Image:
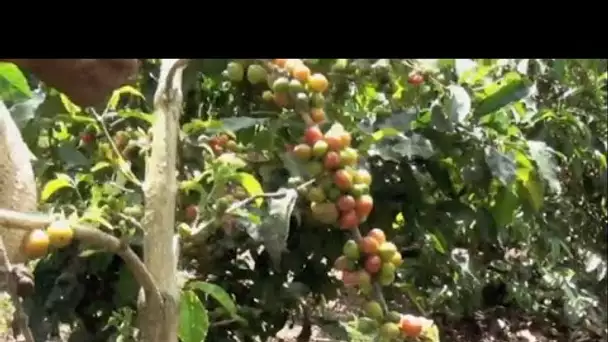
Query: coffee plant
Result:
<box><xmin>0</xmin><ymin>58</ymin><xmax>605</xmax><ymax>342</ymax></box>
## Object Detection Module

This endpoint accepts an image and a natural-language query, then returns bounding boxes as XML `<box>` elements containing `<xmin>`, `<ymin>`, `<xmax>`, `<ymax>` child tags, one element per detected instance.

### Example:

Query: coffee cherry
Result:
<box><xmin>368</xmin><ymin>228</ymin><xmax>386</xmax><ymax>244</ymax></box>
<box><xmin>342</xmin><ymin>239</ymin><xmax>360</xmax><ymax>260</ymax></box>
<box><xmin>336</xmin><ymin>195</ymin><xmax>356</xmax><ymax>212</ymax></box>
<box><xmin>293</xmin><ymin>144</ymin><xmax>312</xmax><ymax>161</ymax></box>
<box><xmin>46</xmin><ymin>220</ymin><xmax>74</xmax><ymax>248</ymax></box>
<box><xmin>21</xmin><ymin>229</ymin><xmax>50</xmax><ymax>259</ymax></box>
<box><xmin>304</xmin><ymin>126</ymin><xmax>324</xmax><ymax>146</ymax></box>
<box><xmin>360</xmin><ymin>236</ymin><xmax>380</xmax><ymax>255</ymax></box>
<box><xmin>339</xmin><ymin>210</ymin><xmax>359</xmax><ymax>230</ymax></box>
<box><xmin>364</xmin><ymin>255</ymin><xmax>382</xmax><ymax>274</ymax></box>
<box><xmin>324</xmin><ymin>151</ymin><xmax>341</xmax><ymax>169</ymax></box>
<box><xmin>334</xmin><ymin>169</ymin><xmax>354</xmax><ymax>192</ymax></box>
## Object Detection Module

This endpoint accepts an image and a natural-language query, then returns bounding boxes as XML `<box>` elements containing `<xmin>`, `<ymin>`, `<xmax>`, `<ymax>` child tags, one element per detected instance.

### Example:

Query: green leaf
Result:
<box><xmin>518</xmin><ymin>173</ymin><xmax>544</xmax><ymax>212</ymax></box>
<box><xmin>484</xmin><ymin>147</ymin><xmax>517</xmax><ymax>186</ymax></box>
<box><xmin>369</xmin><ymin>133</ymin><xmax>435</xmax><ymax>161</ymax></box>
<box><xmin>219</xmin><ymin>117</ymin><xmax>267</xmax><ymax>133</ymax></box>
<box><xmin>378</xmin><ymin>109</ymin><xmax>418</xmax><ymax>132</ymax></box>
<box><xmin>59</xmin><ymin>93</ymin><xmax>81</xmax><ymax>115</ymax></box>
<box><xmin>58</xmin><ymin>144</ymin><xmax>91</xmax><ymax>167</ymax></box>
<box><xmin>179</xmin><ymin>289</ymin><xmax>209</xmax><ymax>342</ymax></box>
<box><xmin>444</xmin><ymin>85</ymin><xmax>471</xmax><ymax>124</ymax></box>
<box><xmin>427</xmin><ymin>233</ymin><xmax>446</xmax><ymax>254</ymax></box>
<box><xmin>245</xmin><ymin>188</ymin><xmax>298</xmax><ymax>269</ymax></box>
<box><xmin>0</xmin><ymin>62</ymin><xmax>32</xmax><ymax>101</ymax></box>
<box><xmin>234</xmin><ymin>172</ymin><xmax>264</xmax><ymax>206</ymax></box>
<box><xmin>430</xmin><ymin>103</ymin><xmax>452</xmax><ymax>132</ymax></box>
<box><xmin>118</xmin><ymin>109</ymin><xmax>154</xmax><ymax>124</ymax></box>
<box><xmin>107</xmin><ymin>85</ymin><xmax>144</xmax><ymax>110</ymax></box>
<box><xmin>188</xmin><ymin>281</ymin><xmax>238</xmax><ymax>317</ymax></box>
<box><xmin>490</xmin><ymin>185</ymin><xmax>519</xmax><ymax>227</ymax></box>
<box><xmin>8</xmin><ymin>91</ymin><xmax>45</xmax><ymax>129</ymax></box>
<box><xmin>527</xmin><ymin>140</ymin><xmax>561</xmax><ymax>194</ymax></box>
<box><xmin>41</xmin><ymin>174</ymin><xmax>74</xmax><ymax>202</ymax></box>
<box><xmin>474</xmin><ymin>76</ymin><xmax>535</xmax><ymax>117</ymax></box>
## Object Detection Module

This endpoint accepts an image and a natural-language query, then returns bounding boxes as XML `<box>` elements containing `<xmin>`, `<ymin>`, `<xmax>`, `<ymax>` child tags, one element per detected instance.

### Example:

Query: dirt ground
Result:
<box><xmin>1</xmin><ymin>291</ymin><xmax>606</xmax><ymax>342</ymax></box>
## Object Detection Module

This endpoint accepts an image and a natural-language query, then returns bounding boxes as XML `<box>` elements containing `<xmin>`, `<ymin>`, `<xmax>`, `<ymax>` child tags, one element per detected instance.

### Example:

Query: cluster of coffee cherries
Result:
<box><xmin>21</xmin><ymin>220</ymin><xmax>75</xmax><ymax>260</ymax></box>
<box><xmin>223</xmin><ymin>58</ymin><xmax>436</xmax><ymax>341</ymax></box>
<box><xmin>294</xmin><ymin>124</ymin><xmax>374</xmax><ymax>229</ymax></box>
<box><xmin>335</xmin><ymin>228</ymin><xmax>432</xmax><ymax>339</ymax></box>
<box><xmin>208</xmin><ymin>133</ymin><xmax>239</xmax><ymax>155</ymax></box>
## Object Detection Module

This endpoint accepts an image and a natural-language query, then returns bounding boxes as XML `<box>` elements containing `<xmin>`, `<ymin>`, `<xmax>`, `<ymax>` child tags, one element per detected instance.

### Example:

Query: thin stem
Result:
<box><xmin>190</xmin><ymin>178</ymin><xmax>315</xmax><ymax>237</ymax></box>
<box><xmin>0</xmin><ymin>209</ymin><xmax>163</xmax><ymax>314</ymax></box>
<box><xmin>89</xmin><ymin>108</ymin><xmax>142</xmax><ymax>187</ymax></box>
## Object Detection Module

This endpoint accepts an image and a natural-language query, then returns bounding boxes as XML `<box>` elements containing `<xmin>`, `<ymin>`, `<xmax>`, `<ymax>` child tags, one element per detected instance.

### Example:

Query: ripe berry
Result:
<box><xmin>339</xmin><ymin>210</ymin><xmax>359</xmax><ymax>230</ymax></box>
<box><xmin>368</xmin><ymin>228</ymin><xmax>387</xmax><ymax>244</ymax></box>
<box><xmin>292</xmin><ymin>64</ymin><xmax>311</xmax><ymax>82</ymax></box>
<box><xmin>336</xmin><ymin>195</ymin><xmax>356</xmax><ymax>212</ymax></box>
<box><xmin>81</xmin><ymin>133</ymin><xmax>95</xmax><ymax>144</ymax></box>
<box><xmin>273</xmin><ymin>59</ymin><xmax>288</xmax><ymax>68</ymax></box>
<box><xmin>324</xmin><ymin>135</ymin><xmax>343</xmax><ymax>151</ymax></box>
<box><xmin>407</xmin><ymin>73</ymin><xmax>424</xmax><ymax>86</ymax></box>
<box><xmin>400</xmin><ymin>315</ymin><xmax>424</xmax><ymax>337</ymax></box>
<box><xmin>340</xmin><ymin>132</ymin><xmax>352</xmax><ymax>148</ymax></box>
<box><xmin>309</xmin><ymin>73</ymin><xmax>329</xmax><ymax>93</ymax></box>
<box><xmin>285</xmin><ymin>59</ymin><xmax>303</xmax><ymax>73</ymax></box>
<box><xmin>324</xmin><ymin>151</ymin><xmax>341</xmax><ymax>170</ymax></box>
<box><xmin>21</xmin><ymin>229</ymin><xmax>50</xmax><ymax>259</ymax></box>
<box><xmin>364</xmin><ymin>255</ymin><xmax>382</xmax><ymax>274</ymax></box>
<box><xmin>355</xmin><ymin>194</ymin><xmax>374</xmax><ymax>219</ymax></box>
<box><xmin>310</xmin><ymin>108</ymin><xmax>326</xmax><ymax>124</ymax></box>
<box><xmin>334</xmin><ymin>169</ymin><xmax>354</xmax><ymax>191</ymax></box>
<box><xmin>304</xmin><ymin>126</ymin><xmax>324</xmax><ymax>146</ymax></box>
<box><xmin>360</xmin><ymin>236</ymin><xmax>380</xmax><ymax>255</ymax></box>
<box><xmin>185</xmin><ymin>205</ymin><xmax>198</xmax><ymax>221</ymax></box>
